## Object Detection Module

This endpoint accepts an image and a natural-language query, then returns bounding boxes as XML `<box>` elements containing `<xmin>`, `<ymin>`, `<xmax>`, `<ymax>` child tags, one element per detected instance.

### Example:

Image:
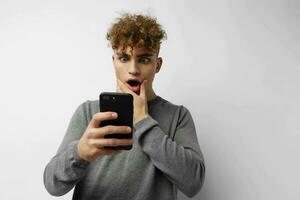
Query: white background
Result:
<box><xmin>0</xmin><ymin>0</ymin><xmax>299</xmax><ymax>199</ymax></box>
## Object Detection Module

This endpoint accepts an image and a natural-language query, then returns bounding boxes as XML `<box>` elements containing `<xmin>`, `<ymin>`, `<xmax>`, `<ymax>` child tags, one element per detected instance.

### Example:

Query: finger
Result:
<box><xmin>140</xmin><ymin>80</ymin><xmax>147</xmax><ymax>99</ymax></box>
<box><xmin>88</xmin><ymin>112</ymin><xmax>118</xmax><ymax>128</ymax></box>
<box><xmin>102</xmin><ymin>149</ymin><xmax>123</xmax><ymax>156</ymax></box>
<box><xmin>89</xmin><ymin>125</ymin><xmax>131</xmax><ymax>138</ymax></box>
<box><xmin>104</xmin><ymin>138</ymin><xmax>134</xmax><ymax>147</ymax></box>
<box><xmin>94</xmin><ymin>148</ymin><xmax>122</xmax><ymax>156</ymax></box>
<box><xmin>92</xmin><ymin>138</ymin><xmax>134</xmax><ymax>148</ymax></box>
<box><xmin>117</xmin><ymin>79</ymin><xmax>135</xmax><ymax>96</ymax></box>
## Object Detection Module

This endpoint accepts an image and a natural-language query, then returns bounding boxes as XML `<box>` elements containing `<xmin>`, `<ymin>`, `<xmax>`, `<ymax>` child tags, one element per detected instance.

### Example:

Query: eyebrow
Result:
<box><xmin>116</xmin><ymin>52</ymin><xmax>154</xmax><ymax>57</ymax></box>
<box><xmin>137</xmin><ymin>53</ymin><xmax>154</xmax><ymax>57</ymax></box>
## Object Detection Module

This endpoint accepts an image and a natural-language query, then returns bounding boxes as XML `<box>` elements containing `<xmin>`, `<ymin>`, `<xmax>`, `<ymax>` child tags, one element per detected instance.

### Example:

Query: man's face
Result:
<box><xmin>112</xmin><ymin>46</ymin><xmax>162</xmax><ymax>95</ymax></box>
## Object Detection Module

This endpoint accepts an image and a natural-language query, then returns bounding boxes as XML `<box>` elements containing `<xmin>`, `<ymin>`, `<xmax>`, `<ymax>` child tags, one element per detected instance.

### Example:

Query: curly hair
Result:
<box><xmin>106</xmin><ymin>13</ymin><xmax>167</xmax><ymax>54</ymax></box>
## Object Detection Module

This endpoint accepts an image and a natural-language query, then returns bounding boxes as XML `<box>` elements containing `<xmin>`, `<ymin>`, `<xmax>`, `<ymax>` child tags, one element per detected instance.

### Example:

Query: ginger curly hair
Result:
<box><xmin>106</xmin><ymin>13</ymin><xmax>167</xmax><ymax>54</ymax></box>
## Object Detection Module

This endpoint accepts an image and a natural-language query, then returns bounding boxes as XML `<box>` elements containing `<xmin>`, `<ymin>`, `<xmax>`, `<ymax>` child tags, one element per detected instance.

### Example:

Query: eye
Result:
<box><xmin>139</xmin><ymin>57</ymin><xmax>151</xmax><ymax>64</ymax></box>
<box><xmin>119</xmin><ymin>56</ymin><xmax>128</xmax><ymax>63</ymax></box>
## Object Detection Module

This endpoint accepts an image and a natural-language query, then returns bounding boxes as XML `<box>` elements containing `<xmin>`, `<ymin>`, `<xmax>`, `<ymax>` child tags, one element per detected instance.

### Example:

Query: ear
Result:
<box><xmin>156</xmin><ymin>57</ymin><xmax>163</xmax><ymax>73</ymax></box>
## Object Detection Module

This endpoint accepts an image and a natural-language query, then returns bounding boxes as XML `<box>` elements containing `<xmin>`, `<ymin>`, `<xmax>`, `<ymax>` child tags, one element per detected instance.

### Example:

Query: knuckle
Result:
<box><xmin>126</xmin><ymin>139</ymin><xmax>133</xmax><ymax>145</ymax></box>
<box><xmin>87</xmin><ymin>139</ymin><xmax>94</xmax><ymax>146</ymax></box>
<box><xmin>124</xmin><ymin>140</ymin><xmax>130</xmax><ymax>145</ymax></box>
<box><xmin>93</xmin><ymin>112</ymin><xmax>107</xmax><ymax>120</ymax></box>
<box><xmin>91</xmin><ymin>148</ymin><xmax>99</xmax><ymax>155</ymax></box>
<box><xmin>106</xmin><ymin>111</ymin><xmax>114</xmax><ymax>117</ymax></box>
<box><xmin>108</xmin><ymin>139</ymin><xmax>117</xmax><ymax>146</ymax></box>
<box><xmin>105</xmin><ymin>125</ymin><xmax>114</xmax><ymax>133</ymax></box>
<box><xmin>93</xmin><ymin>113</ymin><xmax>99</xmax><ymax>119</ymax></box>
<box><xmin>120</xmin><ymin>127</ymin><xmax>128</xmax><ymax>133</ymax></box>
<box><xmin>119</xmin><ymin>139</ymin><xmax>129</xmax><ymax>146</ymax></box>
<box><xmin>86</xmin><ymin>128</ymin><xmax>95</xmax><ymax>138</ymax></box>
<box><xmin>102</xmin><ymin>112</ymin><xmax>112</xmax><ymax>119</ymax></box>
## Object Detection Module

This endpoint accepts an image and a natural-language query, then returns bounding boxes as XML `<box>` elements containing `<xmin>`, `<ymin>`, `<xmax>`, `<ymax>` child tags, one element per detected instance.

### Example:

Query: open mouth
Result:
<box><xmin>127</xmin><ymin>80</ymin><xmax>140</xmax><ymax>86</ymax></box>
<box><xmin>127</xmin><ymin>80</ymin><xmax>141</xmax><ymax>94</ymax></box>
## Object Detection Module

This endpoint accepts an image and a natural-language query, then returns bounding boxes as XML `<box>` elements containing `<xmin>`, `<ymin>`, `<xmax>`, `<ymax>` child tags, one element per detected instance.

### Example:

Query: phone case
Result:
<box><xmin>99</xmin><ymin>92</ymin><xmax>133</xmax><ymax>150</ymax></box>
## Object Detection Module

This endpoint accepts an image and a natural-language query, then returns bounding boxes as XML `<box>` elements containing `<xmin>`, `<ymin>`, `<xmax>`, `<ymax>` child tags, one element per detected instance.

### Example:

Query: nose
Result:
<box><xmin>128</xmin><ymin>60</ymin><xmax>140</xmax><ymax>76</ymax></box>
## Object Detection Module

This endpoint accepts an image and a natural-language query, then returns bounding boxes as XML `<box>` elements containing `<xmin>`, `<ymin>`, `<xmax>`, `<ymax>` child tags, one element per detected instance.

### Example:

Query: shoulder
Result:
<box><xmin>155</xmin><ymin>96</ymin><xmax>192</xmax><ymax>120</ymax></box>
<box><xmin>157</xmin><ymin>96</ymin><xmax>190</xmax><ymax>112</ymax></box>
<box><xmin>74</xmin><ymin>99</ymin><xmax>99</xmax><ymax>122</ymax></box>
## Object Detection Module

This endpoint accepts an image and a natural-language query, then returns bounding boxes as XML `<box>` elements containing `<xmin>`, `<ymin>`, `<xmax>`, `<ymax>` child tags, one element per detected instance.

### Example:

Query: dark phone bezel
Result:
<box><xmin>99</xmin><ymin>92</ymin><xmax>133</xmax><ymax>150</ymax></box>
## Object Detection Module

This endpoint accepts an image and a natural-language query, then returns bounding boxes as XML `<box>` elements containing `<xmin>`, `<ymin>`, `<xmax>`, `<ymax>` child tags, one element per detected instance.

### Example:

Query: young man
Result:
<box><xmin>44</xmin><ymin>13</ymin><xmax>205</xmax><ymax>200</ymax></box>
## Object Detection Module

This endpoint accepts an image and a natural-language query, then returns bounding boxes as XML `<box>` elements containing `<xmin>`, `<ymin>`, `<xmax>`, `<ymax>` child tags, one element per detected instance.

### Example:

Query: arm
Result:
<box><xmin>134</xmin><ymin>106</ymin><xmax>205</xmax><ymax>197</ymax></box>
<box><xmin>43</xmin><ymin>101</ymin><xmax>133</xmax><ymax>196</ymax></box>
<box><xmin>43</xmin><ymin>102</ymin><xmax>90</xmax><ymax>196</ymax></box>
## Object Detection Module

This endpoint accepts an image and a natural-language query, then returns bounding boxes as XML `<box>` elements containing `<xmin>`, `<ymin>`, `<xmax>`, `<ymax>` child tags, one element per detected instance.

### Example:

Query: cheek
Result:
<box><xmin>144</xmin><ymin>71</ymin><xmax>156</xmax><ymax>85</ymax></box>
<box><xmin>146</xmin><ymin>69</ymin><xmax>156</xmax><ymax>79</ymax></box>
<box><xmin>114</xmin><ymin>65</ymin><xmax>125</xmax><ymax>78</ymax></box>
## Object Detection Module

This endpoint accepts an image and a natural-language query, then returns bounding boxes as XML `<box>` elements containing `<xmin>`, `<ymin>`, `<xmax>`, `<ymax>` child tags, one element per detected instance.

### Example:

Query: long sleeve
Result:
<box><xmin>133</xmin><ymin>106</ymin><xmax>205</xmax><ymax>197</ymax></box>
<box><xmin>43</xmin><ymin>102</ymin><xmax>90</xmax><ymax>196</ymax></box>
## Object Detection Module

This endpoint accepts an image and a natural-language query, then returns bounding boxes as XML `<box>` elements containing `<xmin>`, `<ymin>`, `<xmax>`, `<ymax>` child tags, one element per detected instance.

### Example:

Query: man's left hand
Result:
<box><xmin>117</xmin><ymin>79</ymin><xmax>149</xmax><ymax>124</ymax></box>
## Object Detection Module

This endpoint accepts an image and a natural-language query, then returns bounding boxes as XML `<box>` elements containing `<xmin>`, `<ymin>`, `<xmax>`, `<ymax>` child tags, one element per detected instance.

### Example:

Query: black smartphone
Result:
<box><xmin>99</xmin><ymin>92</ymin><xmax>133</xmax><ymax>150</ymax></box>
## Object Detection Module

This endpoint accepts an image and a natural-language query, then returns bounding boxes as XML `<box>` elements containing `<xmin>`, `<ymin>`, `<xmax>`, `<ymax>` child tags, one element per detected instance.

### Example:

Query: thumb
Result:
<box><xmin>140</xmin><ymin>80</ymin><xmax>147</xmax><ymax>98</ymax></box>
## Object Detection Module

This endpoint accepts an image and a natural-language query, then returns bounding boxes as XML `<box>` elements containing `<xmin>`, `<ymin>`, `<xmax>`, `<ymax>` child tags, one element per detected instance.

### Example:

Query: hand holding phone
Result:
<box><xmin>77</xmin><ymin>111</ymin><xmax>133</xmax><ymax>161</ymax></box>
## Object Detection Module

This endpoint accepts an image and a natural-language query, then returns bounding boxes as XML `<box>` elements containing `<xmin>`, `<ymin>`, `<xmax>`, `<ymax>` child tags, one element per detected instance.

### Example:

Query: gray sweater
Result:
<box><xmin>44</xmin><ymin>96</ymin><xmax>205</xmax><ymax>200</ymax></box>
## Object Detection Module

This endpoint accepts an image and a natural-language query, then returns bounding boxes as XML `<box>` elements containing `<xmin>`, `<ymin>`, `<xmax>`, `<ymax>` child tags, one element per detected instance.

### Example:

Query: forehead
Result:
<box><xmin>114</xmin><ymin>46</ymin><xmax>156</xmax><ymax>56</ymax></box>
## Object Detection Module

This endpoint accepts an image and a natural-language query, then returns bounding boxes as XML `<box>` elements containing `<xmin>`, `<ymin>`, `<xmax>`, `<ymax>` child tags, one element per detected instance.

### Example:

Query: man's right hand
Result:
<box><xmin>77</xmin><ymin>112</ymin><xmax>133</xmax><ymax>161</ymax></box>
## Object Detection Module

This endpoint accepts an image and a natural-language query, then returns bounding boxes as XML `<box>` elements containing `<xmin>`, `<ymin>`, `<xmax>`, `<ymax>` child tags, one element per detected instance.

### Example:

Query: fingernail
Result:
<box><xmin>127</xmin><ymin>127</ymin><xmax>131</xmax><ymax>132</ymax></box>
<box><xmin>112</xmin><ymin>113</ymin><xmax>118</xmax><ymax>118</ymax></box>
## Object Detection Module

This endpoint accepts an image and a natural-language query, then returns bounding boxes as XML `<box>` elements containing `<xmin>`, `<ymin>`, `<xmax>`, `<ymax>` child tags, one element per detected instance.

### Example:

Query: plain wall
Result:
<box><xmin>0</xmin><ymin>0</ymin><xmax>299</xmax><ymax>199</ymax></box>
